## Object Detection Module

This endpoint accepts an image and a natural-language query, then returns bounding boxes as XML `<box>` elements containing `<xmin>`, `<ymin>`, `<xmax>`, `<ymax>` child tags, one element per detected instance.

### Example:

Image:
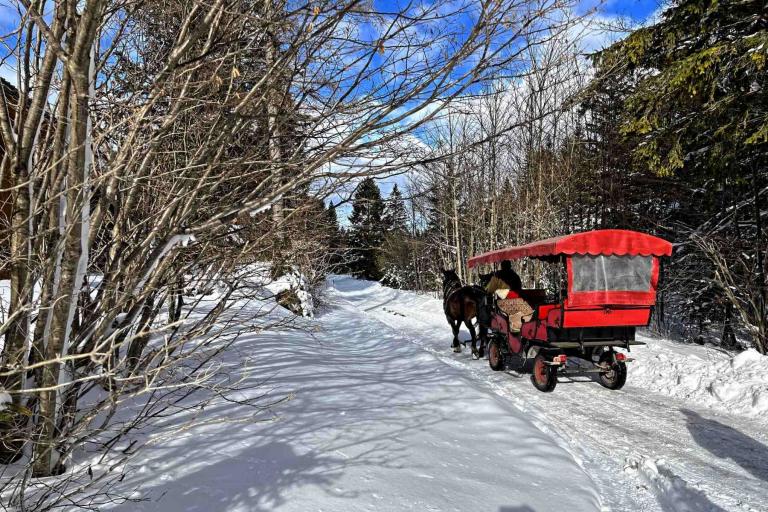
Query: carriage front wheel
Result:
<box><xmin>598</xmin><ymin>351</ymin><xmax>627</xmax><ymax>390</ymax></box>
<box><xmin>531</xmin><ymin>353</ymin><xmax>557</xmax><ymax>392</ymax></box>
<box><xmin>488</xmin><ymin>340</ymin><xmax>504</xmax><ymax>371</ymax></box>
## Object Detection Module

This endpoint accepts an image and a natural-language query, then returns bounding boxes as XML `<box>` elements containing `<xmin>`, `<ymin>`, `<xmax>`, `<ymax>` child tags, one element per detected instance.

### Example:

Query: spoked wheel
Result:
<box><xmin>531</xmin><ymin>353</ymin><xmax>557</xmax><ymax>392</ymax></box>
<box><xmin>598</xmin><ymin>351</ymin><xmax>627</xmax><ymax>390</ymax></box>
<box><xmin>488</xmin><ymin>339</ymin><xmax>504</xmax><ymax>371</ymax></box>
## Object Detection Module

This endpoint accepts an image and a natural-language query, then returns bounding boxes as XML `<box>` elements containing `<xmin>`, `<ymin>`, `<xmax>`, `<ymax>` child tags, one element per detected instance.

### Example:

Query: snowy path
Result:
<box><xmin>105</xmin><ymin>276</ymin><xmax>768</xmax><ymax>512</ymax></box>
<box><xmin>329</xmin><ymin>277</ymin><xmax>768</xmax><ymax>512</ymax></box>
<box><xmin>110</xmin><ymin>283</ymin><xmax>601</xmax><ymax>511</ymax></box>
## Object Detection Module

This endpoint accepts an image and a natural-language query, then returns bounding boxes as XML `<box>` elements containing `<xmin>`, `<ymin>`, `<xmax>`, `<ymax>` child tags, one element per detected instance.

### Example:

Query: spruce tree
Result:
<box><xmin>595</xmin><ymin>0</ymin><xmax>767</xmax><ymax>178</ymax></box>
<box><xmin>324</xmin><ymin>201</ymin><xmax>343</xmax><ymax>265</ymax></box>
<box><xmin>348</xmin><ymin>178</ymin><xmax>385</xmax><ymax>280</ymax></box>
<box><xmin>379</xmin><ymin>184</ymin><xmax>414</xmax><ymax>288</ymax></box>
<box><xmin>382</xmin><ymin>184</ymin><xmax>408</xmax><ymax>234</ymax></box>
<box><xmin>590</xmin><ymin>0</ymin><xmax>768</xmax><ymax>351</ymax></box>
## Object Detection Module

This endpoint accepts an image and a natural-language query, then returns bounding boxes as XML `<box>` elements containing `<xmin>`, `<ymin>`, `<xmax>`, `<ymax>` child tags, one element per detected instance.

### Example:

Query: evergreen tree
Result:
<box><xmin>595</xmin><ymin>0</ymin><xmax>767</xmax><ymax>178</ymax></box>
<box><xmin>382</xmin><ymin>184</ymin><xmax>408</xmax><ymax>234</ymax></box>
<box><xmin>348</xmin><ymin>178</ymin><xmax>386</xmax><ymax>280</ymax></box>
<box><xmin>324</xmin><ymin>201</ymin><xmax>343</xmax><ymax>266</ymax></box>
<box><xmin>590</xmin><ymin>0</ymin><xmax>768</xmax><ymax>351</ymax></box>
<box><xmin>325</xmin><ymin>201</ymin><xmax>340</xmax><ymax>237</ymax></box>
<box><xmin>379</xmin><ymin>184</ymin><xmax>414</xmax><ymax>288</ymax></box>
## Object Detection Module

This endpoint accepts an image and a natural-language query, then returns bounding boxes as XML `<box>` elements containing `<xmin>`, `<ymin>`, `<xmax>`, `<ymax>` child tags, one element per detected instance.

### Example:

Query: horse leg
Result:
<box><xmin>478</xmin><ymin>325</ymin><xmax>488</xmax><ymax>359</ymax></box>
<box><xmin>465</xmin><ymin>319</ymin><xmax>478</xmax><ymax>358</ymax></box>
<box><xmin>448</xmin><ymin>317</ymin><xmax>461</xmax><ymax>353</ymax></box>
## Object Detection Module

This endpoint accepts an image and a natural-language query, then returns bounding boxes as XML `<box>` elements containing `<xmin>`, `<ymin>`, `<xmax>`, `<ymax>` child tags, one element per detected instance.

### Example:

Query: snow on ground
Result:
<box><xmin>5</xmin><ymin>275</ymin><xmax>768</xmax><ymax>511</ymax></box>
<box><xmin>327</xmin><ymin>276</ymin><xmax>768</xmax><ymax>512</ymax></box>
<box><xmin>631</xmin><ymin>339</ymin><xmax>768</xmax><ymax>418</ymax></box>
<box><xmin>105</xmin><ymin>279</ymin><xmax>601</xmax><ymax>512</ymax></box>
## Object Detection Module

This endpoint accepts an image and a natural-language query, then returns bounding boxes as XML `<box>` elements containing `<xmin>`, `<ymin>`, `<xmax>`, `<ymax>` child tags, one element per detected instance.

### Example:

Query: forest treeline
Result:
<box><xmin>340</xmin><ymin>0</ymin><xmax>767</xmax><ymax>355</ymax></box>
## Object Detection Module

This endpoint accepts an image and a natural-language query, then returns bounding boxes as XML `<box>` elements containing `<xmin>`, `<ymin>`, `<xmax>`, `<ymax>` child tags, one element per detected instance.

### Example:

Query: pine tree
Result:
<box><xmin>382</xmin><ymin>184</ymin><xmax>408</xmax><ymax>234</ymax></box>
<box><xmin>348</xmin><ymin>178</ymin><xmax>385</xmax><ymax>280</ymax></box>
<box><xmin>324</xmin><ymin>201</ymin><xmax>343</xmax><ymax>265</ymax></box>
<box><xmin>595</xmin><ymin>0</ymin><xmax>767</xmax><ymax>178</ymax></box>
<box><xmin>378</xmin><ymin>184</ymin><xmax>414</xmax><ymax>288</ymax></box>
<box><xmin>325</xmin><ymin>201</ymin><xmax>340</xmax><ymax>237</ymax></box>
<box><xmin>590</xmin><ymin>0</ymin><xmax>768</xmax><ymax>351</ymax></box>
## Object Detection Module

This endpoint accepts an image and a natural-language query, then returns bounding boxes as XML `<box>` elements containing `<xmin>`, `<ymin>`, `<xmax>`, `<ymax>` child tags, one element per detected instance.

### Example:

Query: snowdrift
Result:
<box><xmin>631</xmin><ymin>335</ymin><xmax>768</xmax><ymax>419</ymax></box>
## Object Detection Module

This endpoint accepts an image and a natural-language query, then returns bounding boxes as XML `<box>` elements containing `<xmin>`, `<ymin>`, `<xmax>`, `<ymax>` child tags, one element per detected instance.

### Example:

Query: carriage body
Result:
<box><xmin>468</xmin><ymin>229</ymin><xmax>673</xmax><ymax>391</ymax></box>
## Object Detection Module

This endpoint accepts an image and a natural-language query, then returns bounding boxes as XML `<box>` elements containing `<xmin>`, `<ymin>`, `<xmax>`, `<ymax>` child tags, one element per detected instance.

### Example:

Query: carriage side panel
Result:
<box><xmin>560</xmin><ymin>306</ymin><xmax>652</xmax><ymax>328</ymax></box>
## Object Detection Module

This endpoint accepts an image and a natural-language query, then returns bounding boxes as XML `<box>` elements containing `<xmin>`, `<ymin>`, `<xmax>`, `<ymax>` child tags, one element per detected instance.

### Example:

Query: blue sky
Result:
<box><xmin>598</xmin><ymin>0</ymin><xmax>662</xmax><ymax>21</ymax></box>
<box><xmin>357</xmin><ymin>1</ymin><xmax>667</xmax><ymax>196</ymax></box>
<box><xmin>0</xmin><ymin>0</ymin><xmax>665</xmax><ymax>223</ymax></box>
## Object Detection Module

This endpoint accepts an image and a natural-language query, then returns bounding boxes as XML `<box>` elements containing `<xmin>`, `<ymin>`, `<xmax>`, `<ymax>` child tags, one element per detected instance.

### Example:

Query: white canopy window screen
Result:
<box><xmin>571</xmin><ymin>255</ymin><xmax>653</xmax><ymax>292</ymax></box>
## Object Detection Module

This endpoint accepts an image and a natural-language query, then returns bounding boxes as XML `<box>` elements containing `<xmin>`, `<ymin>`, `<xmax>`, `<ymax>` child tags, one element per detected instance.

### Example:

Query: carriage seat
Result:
<box><xmin>496</xmin><ymin>297</ymin><xmax>534</xmax><ymax>332</ymax></box>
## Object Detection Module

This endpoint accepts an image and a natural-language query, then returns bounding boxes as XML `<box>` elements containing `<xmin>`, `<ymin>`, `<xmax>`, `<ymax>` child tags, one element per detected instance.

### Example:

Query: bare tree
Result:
<box><xmin>0</xmin><ymin>0</ymin><xmax>575</xmax><ymax>506</ymax></box>
<box><xmin>410</xmin><ymin>13</ymin><xmax>590</xmax><ymax>288</ymax></box>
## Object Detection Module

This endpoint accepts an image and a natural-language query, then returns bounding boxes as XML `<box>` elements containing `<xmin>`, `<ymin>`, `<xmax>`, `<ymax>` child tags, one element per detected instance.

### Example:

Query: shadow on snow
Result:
<box><xmin>682</xmin><ymin>409</ymin><xmax>768</xmax><ymax>482</ymax></box>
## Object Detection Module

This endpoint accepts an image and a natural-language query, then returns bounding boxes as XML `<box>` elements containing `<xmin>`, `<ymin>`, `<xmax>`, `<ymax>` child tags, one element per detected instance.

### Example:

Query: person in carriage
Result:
<box><xmin>484</xmin><ymin>260</ymin><xmax>522</xmax><ymax>295</ymax></box>
<box><xmin>479</xmin><ymin>260</ymin><xmax>533</xmax><ymax>333</ymax></box>
<box><xmin>469</xmin><ymin>229</ymin><xmax>673</xmax><ymax>392</ymax></box>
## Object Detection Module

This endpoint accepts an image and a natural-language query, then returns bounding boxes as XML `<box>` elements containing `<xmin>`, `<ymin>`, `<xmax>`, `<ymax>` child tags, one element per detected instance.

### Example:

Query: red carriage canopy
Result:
<box><xmin>467</xmin><ymin>229</ymin><xmax>672</xmax><ymax>268</ymax></box>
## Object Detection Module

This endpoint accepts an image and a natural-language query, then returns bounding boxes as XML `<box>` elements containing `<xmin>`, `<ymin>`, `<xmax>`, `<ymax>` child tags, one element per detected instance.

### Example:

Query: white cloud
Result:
<box><xmin>0</xmin><ymin>63</ymin><xmax>16</xmax><ymax>84</ymax></box>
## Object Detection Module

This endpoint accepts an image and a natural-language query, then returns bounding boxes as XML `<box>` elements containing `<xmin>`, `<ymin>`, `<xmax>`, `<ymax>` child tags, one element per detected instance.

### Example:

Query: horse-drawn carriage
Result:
<box><xmin>468</xmin><ymin>229</ymin><xmax>672</xmax><ymax>392</ymax></box>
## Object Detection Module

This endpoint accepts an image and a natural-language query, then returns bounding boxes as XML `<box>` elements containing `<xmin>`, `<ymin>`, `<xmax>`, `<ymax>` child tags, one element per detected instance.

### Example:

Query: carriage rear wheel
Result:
<box><xmin>598</xmin><ymin>351</ymin><xmax>627</xmax><ymax>390</ymax></box>
<box><xmin>488</xmin><ymin>340</ymin><xmax>504</xmax><ymax>371</ymax></box>
<box><xmin>531</xmin><ymin>353</ymin><xmax>557</xmax><ymax>392</ymax></box>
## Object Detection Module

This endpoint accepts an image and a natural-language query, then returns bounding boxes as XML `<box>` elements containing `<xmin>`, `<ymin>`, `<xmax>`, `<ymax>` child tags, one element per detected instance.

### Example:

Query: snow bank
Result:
<box><xmin>632</xmin><ymin>334</ymin><xmax>768</xmax><ymax>419</ymax></box>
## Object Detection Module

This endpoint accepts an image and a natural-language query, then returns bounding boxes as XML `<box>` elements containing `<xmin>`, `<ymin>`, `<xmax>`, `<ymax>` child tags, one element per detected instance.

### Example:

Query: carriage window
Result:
<box><xmin>571</xmin><ymin>255</ymin><xmax>652</xmax><ymax>292</ymax></box>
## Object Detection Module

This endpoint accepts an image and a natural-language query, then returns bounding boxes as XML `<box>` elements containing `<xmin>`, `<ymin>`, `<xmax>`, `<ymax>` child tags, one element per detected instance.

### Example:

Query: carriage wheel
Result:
<box><xmin>488</xmin><ymin>340</ymin><xmax>504</xmax><ymax>371</ymax></box>
<box><xmin>598</xmin><ymin>351</ymin><xmax>627</xmax><ymax>390</ymax></box>
<box><xmin>530</xmin><ymin>353</ymin><xmax>557</xmax><ymax>392</ymax></box>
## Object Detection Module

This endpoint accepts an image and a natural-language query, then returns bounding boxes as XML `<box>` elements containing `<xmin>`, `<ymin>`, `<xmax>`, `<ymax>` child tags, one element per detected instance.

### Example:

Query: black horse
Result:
<box><xmin>441</xmin><ymin>269</ymin><xmax>487</xmax><ymax>358</ymax></box>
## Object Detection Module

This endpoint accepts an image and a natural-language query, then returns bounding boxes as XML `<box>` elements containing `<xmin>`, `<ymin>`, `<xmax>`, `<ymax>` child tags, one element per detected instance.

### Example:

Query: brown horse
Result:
<box><xmin>441</xmin><ymin>269</ymin><xmax>487</xmax><ymax>358</ymax></box>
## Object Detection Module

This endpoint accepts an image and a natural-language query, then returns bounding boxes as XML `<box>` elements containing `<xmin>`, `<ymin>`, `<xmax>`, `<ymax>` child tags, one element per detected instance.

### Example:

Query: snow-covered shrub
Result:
<box><xmin>265</xmin><ymin>267</ymin><xmax>314</xmax><ymax>317</ymax></box>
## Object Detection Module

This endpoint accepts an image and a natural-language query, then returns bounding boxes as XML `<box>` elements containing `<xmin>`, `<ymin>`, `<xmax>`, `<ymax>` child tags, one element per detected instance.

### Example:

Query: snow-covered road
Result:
<box><xmin>112</xmin><ymin>279</ymin><xmax>600</xmax><ymax>512</ymax></box>
<box><xmin>109</xmin><ymin>276</ymin><xmax>767</xmax><ymax>511</ymax></box>
<box><xmin>329</xmin><ymin>277</ymin><xmax>768</xmax><ymax>512</ymax></box>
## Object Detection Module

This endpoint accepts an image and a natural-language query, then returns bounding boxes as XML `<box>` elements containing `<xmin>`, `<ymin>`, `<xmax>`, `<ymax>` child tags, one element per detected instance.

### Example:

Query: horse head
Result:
<box><xmin>441</xmin><ymin>268</ymin><xmax>460</xmax><ymax>286</ymax></box>
<box><xmin>479</xmin><ymin>272</ymin><xmax>493</xmax><ymax>287</ymax></box>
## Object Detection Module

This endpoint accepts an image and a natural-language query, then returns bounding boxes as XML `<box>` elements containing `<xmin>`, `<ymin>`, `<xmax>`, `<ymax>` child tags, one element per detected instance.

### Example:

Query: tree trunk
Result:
<box><xmin>265</xmin><ymin>1</ymin><xmax>285</xmax><ymax>246</ymax></box>
<box><xmin>752</xmin><ymin>162</ymin><xmax>766</xmax><ymax>354</ymax></box>
<box><xmin>33</xmin><ymin>56</ymin><xmax>93</xmax><ymax>477</ymax></box>
<box><xmin>3</xmin><ymin>163</ymin><xmax>31</xmax><ymax>400</ymax></box>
